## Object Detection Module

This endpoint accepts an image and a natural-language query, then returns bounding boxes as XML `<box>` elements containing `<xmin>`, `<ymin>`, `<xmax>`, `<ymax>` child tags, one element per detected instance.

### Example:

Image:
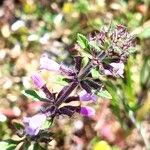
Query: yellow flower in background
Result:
<box><xmin>63</xmin><ymin>2</ymin><xmax>74</xmax><ymax>14</ymax></box>
<box><xmin>23</xmin><ymin>0</ymin><xmax>36</xmax><ymax>14</ymax></box>
<box><xmin>93</xmin><ymin>141</ymin><xmax>111</xmax><ymax>150</ymax></box>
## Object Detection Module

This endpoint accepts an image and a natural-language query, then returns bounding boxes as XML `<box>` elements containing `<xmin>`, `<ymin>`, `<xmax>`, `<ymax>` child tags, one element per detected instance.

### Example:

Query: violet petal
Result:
<box><xmin>80</xmin><ymin>106</ymin><xmax>95</xmax><ymax>116</ymax></box>
<box><xmin>23</xmin><ymin>113</ymin><xmax>46</xmax><ymax>136</ymax></box>
<box><xmin>31</xmin><ymin>73</ymin><xmax>45</xmax><ymax>89</ymax></box>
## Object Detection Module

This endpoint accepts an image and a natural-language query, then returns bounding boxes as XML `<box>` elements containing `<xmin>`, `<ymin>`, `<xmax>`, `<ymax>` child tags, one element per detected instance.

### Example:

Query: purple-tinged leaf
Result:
<box><xmin>74</xmin><ymin>56</ymin><xmax>83</xmax><ymax>72</ymax></box>
<box><xmin>86</xmin><ymin>79</ymin><xmax>103</xmax><ymax>90</ymax></box>
<box><xmin>64</xmin><ymin>96</ymin><xmax>79</xmax><ymax>103</ymax></box>
<box><xmin>55</xmin><ymin>82</ymin><xmax>78</xmax><ymax>107</ymax></box>
<box><xmin>80</xmin><ymin>81</ymin><xmax>92</xmax><ymax>93</ymax></box>
<box><xmin>57</xmin><ymin>106</ymin><xmax>80</xmax><ymax>117</ymax></box>
<box><xmin>41</xmin><ymin>85</ymin><xmax>54</xmax><ymax>101</ymax></box>
<box><xmin>57</xmin><ymin>85</ymin><xmax>69</xmax><ymax>100</ymax></box>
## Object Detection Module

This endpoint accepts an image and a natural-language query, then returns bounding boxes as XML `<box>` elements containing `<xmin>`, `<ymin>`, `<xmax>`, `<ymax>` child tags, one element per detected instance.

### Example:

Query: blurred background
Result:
<box><xmin>0</xmin><ymin>0</ymin><xmax>150</xmax><ymax>149</ymax></box>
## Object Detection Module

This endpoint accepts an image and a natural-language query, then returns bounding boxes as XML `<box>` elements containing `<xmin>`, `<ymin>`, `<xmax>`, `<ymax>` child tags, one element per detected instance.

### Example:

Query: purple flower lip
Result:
<box><xmin>110</xmin><ymin>62</ymin><xmax>124</xmax><ymax>77</ymax></box>
<box><xmin>23</xmin><ymin>113</ymin><xmax>46</xmax><ymax>136</ymax></box>
<box><xmin>80</xmin><ymin>106</ymin><xmax>95</xmax><ymax>117</ymax></box>
<box><xmin>79</xmin><ymin>90</ymin><xmax>97</xmax><ymax>101</ymax></box>
<box><xmin>31</xmin><ymin>72</ymin><xmax>45</xmax><ymax>89</ymax></box>
<box><xmin>104</xmin><ymin>62</ymin><xmax>124</xmax><ymax>78</ymax></box>
<box><xmin>40</xmin><ymin>53</ymin><xmax>60</xmax><ymax>72</ymax></box>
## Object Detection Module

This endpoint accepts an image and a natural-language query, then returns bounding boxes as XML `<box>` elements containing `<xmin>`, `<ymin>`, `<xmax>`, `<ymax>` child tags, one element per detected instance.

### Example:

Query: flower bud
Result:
<box><xmin>80</xmin><ymin>106</ymin><xmax>95</xmax><ymax>117</ymax></box>
<box><xmin>31</xmin><ymin>73</ymin><xmax>45</xmax><ymax>89</ymax></box>
<box><xmin>40</xmin><ymin>54</ymin><xmax>60</xmax><ymax>72</ymax></box>
<box><xmin>23</xmin><ymin>113</ymin><xmax>46</xmax><ymax>136</ymax></box>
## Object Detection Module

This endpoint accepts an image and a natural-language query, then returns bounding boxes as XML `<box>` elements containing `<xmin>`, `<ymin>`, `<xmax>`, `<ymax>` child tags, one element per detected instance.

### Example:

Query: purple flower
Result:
<box><xmin>104</xmin><ymin>62</ymin><xmax>124</xmax><ymax>78</ymax></box>
<box><xmin>80</xmin><ymin>106</ymin><xmax>95</xmax><ymax>117</ymax></box>
<box><xmin>31</xmin><ymin>73</ymin><xmax>45</xmax><ymax>89</ymax></box>
<box><xmin>104</xmin><ymin>69</ymin><xmax>112</xmax><ymax>76</ymax></box>
<box><xmin>40</xmin><ymin>54</ymin><xmax>60</xmax><ymax>72</ymax></box>
<box><xmin>23</xmin><ymin>113</ymin><xmax>46</xmax><ymax>136</ymax></box>
<box><xmin>110</xmin><ymin>62</ymin><xmax>124</xmax><ymax>77</ymax></box>
<box><xmin>79</xmin><ymin>90</ymin><xmax>97</xmax><ymax>101</ymax></box>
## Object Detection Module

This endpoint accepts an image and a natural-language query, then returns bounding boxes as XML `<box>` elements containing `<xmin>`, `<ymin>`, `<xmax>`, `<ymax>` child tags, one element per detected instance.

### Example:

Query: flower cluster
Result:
<box><xmin>88</xmin><ymin>24</ymin><xmax>135</xmax><ymax>78</ymax></box>
<box><xmin>22</xmin><ymin>24</ymin><xmax>135</xmax><ymax>140</ymax></box>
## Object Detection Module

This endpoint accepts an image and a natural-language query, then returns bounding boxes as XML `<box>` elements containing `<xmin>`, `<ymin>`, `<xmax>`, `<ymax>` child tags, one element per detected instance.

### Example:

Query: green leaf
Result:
<box><xmin>82</xmin><ymin>56</ymin><xmax>89</xmax><ymax>67</ymax></box>
<box><xmin>33</xmin><ymin>143</ymin><xmax>39</xmax><ymax>150</ymax></box>
<box><xmin>23</xmin><ymin>141</ymin><xmax>31</xmax><ymax>150</ymax></box>
<box><xmin>97</xmin><ymin>90</ymin><xmax>112</xmax><ymax>99</ymax></box>
<box><xmin>0</xmin><ymin>140</ymin><xmax>18</xmax><ymax>150</ymax></box>
<box><xmin>77</xmin><ymin>33</ymin><xmax>90</xmax><ymax>53</ymax></box>
<box><xmin>37</xmin><ymin>144</ymin><xmax>46</xmax><ymax>150</ymax></box>
<box><xmin>22</xmin><ymin>89</ymin><xmax>44</xmax><ymax>101</ymax></box>
<box><xmin>91</xmin><ymin>68</ymin><xmax>100</xmax><ymax>79</ymax></box>
<box><xmin>54</xmin><ymin>75</ymin><xmax>68</xmax><ymax>86</ymax></box>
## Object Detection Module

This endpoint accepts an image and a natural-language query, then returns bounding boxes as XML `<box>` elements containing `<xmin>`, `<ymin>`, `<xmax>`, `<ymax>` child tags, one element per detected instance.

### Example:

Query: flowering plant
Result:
<box><xmin>1</xmin><ymin>24</ymin><xmax>136</xmax><ymax>149</ymax></box>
